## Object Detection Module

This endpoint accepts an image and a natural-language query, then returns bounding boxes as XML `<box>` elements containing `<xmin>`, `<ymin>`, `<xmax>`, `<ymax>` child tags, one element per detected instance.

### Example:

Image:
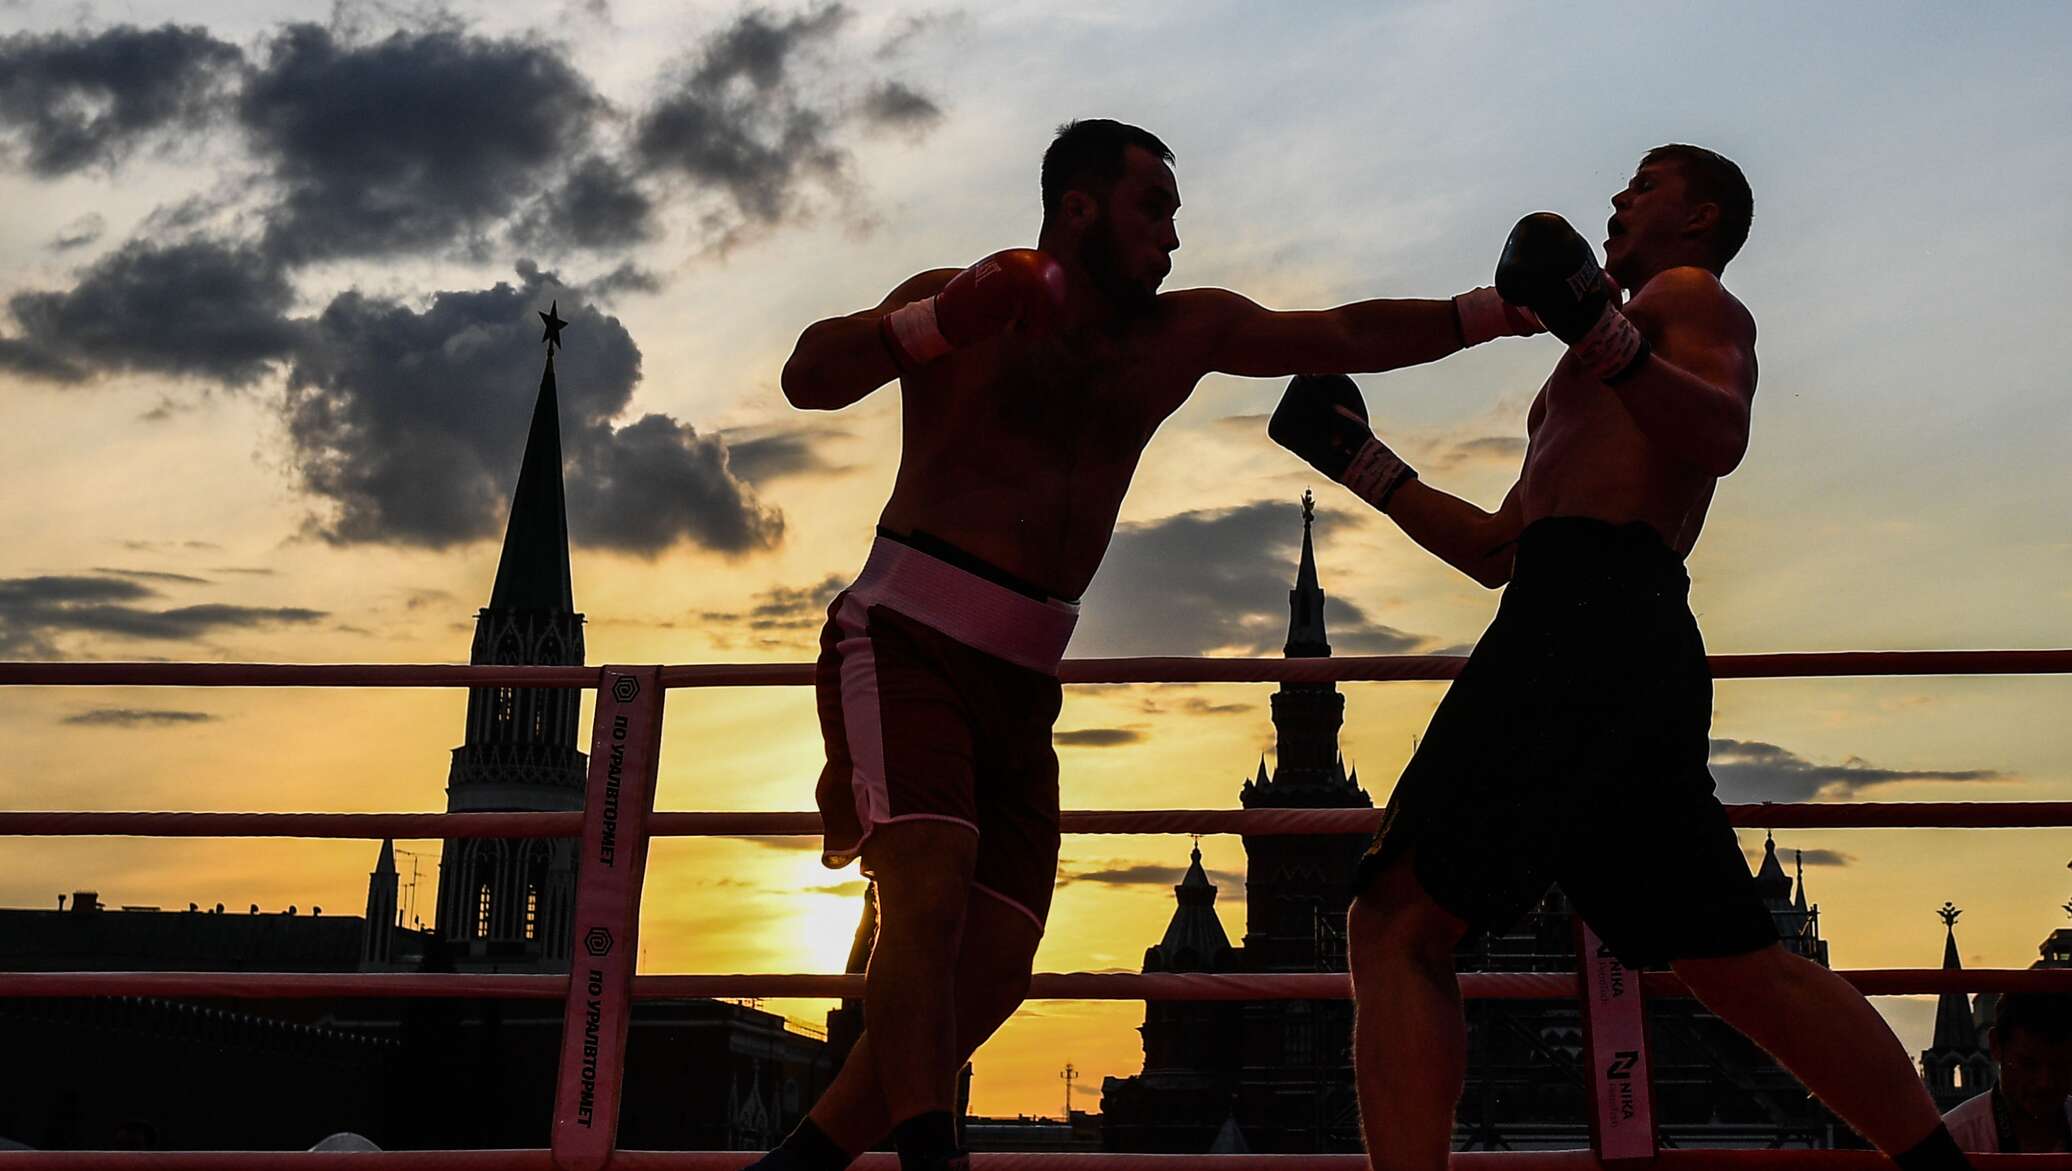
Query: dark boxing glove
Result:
<box><xmin>1494</xmin><ymin>212</ymin><xmax>1651</xmax><ymax>381</ymax></box>
<box><xmin>1269</xmin><ymin>374</ymin><xmax>1418</xmax><ymax>512</ymax></box>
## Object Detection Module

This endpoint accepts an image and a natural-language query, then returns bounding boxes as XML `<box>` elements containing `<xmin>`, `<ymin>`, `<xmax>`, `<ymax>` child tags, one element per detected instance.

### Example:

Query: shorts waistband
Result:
<box><xmin>1510</xmin><ymin>517</ymin><xmax>1689</xmax><ymax>594</ymax></box>
<box><xmin>849</xmin><ymin>535</ymin><xmax>1079</xmax><ymax>675</ymax></box>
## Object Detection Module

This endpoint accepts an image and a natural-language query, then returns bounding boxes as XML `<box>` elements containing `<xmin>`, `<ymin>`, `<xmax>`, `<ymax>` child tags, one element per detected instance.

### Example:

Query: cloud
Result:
<box><xmin>1060</xmin><ymin>861</ymin><xmax>1243</xmax><ymax>888</ymax></box>
<box><xmin>802</xmin><ymin>880</ymin><xmax>868</xmax><ymax>897</ymax></box>
<box><xmin>631</xmin><ymin>5</ymin><xmax>948</xmax><ymax>248</ymax></box>
<box><xmin>282</xmin><ymin>263</ymin><xmax>782</xmax><ymax>555</ymax></box>
<box><xmin>1054</xmin><ymin>727</ymin><xmax>1146</xmax><ymax>748</ymax></box>
<box><xmin>0</xmin><ymin>238</ymin><xmax>300</xmax><ymax>386</ymax></box>
<box><xmin>90</xmin><ymin>567</ymin><xmax>212</xmax><ymax>585</ymax></box>
<box><xmin>1426</xmin><ymin>434</ymin><xmax>1526</xmax><ymax>472</ymax></box>
<box><xmin>700</xmin><ymin>574</ymin><xmax>847</xmax><ymax>647</ymax></box>
<box><xmin>860</xmin><ymin>80</ymin><xmax>941</xmax><ymax>132</ymax></box>
<box><xmin>61</xmin><ymin>708</ymin><xmax>218</xmax><ymax>727</ymax></box>
<box><xmin>240</xmin><ymin>23</ymin><xmax>605</xmax><ymax>265</ymax></box>
<box><xmin>1074</xmin><ymin>500</ymin><xmax>1430</xmax><ymax>657</ymax></box>
<box><xmin>0</xmin><ymin>23</ymin><xmax>242</xmax><ymax>177</ymax></box>
<box><xmin>0</xmin><ymin>575</ymin><xmax>325</xmax><ymax>657</ymax></box>
<box><xmin>722</xmin><ymin>422</ymin><xmax>857</xmax><ymax>483</ymax></box>
<box><xmin>1708</xmin><ymin>737</ymin><xmax>2006</xmax><ymax>803</ymax></box>
<box><xmin>513</xmin><ymin>155</ymin><xmax>659</xmax><ymax>251</ymax></box>
<box><xmin>1740</xmin><ymin>845</ymin><xmax>1853</xmax><ymax>869</ymax></box>
<box><xmin>1141</xmin><ymin>695</ymin><xmax>1254</xmax><ymax>716</ymax></box>
<box><xmin>49</xmin><ymin>213</ymin><xmax>106</xmax><ymax>252</ymax></box>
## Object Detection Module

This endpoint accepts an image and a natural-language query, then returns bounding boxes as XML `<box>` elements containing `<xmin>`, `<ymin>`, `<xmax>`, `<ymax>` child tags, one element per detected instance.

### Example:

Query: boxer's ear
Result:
<box><xmin>1059</xmin><ymin>189</ymin><xmax>1100</xmax><ymax>229</ymax></box>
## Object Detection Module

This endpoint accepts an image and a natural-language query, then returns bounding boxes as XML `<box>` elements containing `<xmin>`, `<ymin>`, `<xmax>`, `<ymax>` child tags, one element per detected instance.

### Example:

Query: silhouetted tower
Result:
<box><xmin>431</xmin><ymin>305</ymin><xmax>588</xmax><ymax>971</ymax></box>
<box><xmin>361</xmin><ymin>838</ymin><xmax>400</xmax><ymax>967</ymax></box>
<box><xmin>1752</xmin><ymin>835</ymin><xmax>1830</xmax><ymax>965</ymax></box>
<box><xmin>1240</xmin><ymin>491</ymin><xmax>1372</xmax><ymax>973</ymax></box>
<box><xmin>1920</xmin><ymin>902</ymin><xmax>1994</xmax><ymax>1109</ymax></box>
<box><xmin>1235</xmin><ymin>492</ymin><xmax>1371</xmax><ymax>1153</ymax></box>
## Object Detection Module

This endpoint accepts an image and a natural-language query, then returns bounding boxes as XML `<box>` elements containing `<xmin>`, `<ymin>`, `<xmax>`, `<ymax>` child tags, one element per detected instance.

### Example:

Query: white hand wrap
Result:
<box><xmin>881</xmin><ymin>296</ymin><xmax>952</xmax><ymax>367</ymax></box>
<box><xmin>1571</xmin><ymin>302</ymin><xmax>1651</xmax><ymax>382</ymax></box>
<box><xmin>1340</xmin><ymin>436</ymin><xmax>1417</xmax><ymax>512</ymax></box>
<box><xmin>1453</xmin><ymin>286</ymin><xmax>1541</xmax><ymax>348</ymax></box>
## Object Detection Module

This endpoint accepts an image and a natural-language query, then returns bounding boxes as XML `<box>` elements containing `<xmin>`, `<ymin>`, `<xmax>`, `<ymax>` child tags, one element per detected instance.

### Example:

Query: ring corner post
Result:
<box><xmin>1575</xmin><ymin>918</ymin><xmax>1658</xmax><ymax>1165</ymax></box>
<box><xmin>551</xmin><ymin>665</ymin><xmax>664</xmax><ymax>1171</ymax></box>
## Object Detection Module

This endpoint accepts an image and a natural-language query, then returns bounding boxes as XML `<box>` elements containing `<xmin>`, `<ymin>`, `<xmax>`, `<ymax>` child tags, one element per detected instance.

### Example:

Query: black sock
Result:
<box><xmin>774</xmin><ymin>1117</ymin><xmax>850</xmax><ymax>1171</ymax></box>
<box><xmin>891</xmin><ymin>1110</ymin><xmax>961</xmax><ymax>1171</ymax></box>
<box><xmin>1894</xmin><ymin>1125</ymin><xmax>1973</xmax><ymax>1171</ymax></box>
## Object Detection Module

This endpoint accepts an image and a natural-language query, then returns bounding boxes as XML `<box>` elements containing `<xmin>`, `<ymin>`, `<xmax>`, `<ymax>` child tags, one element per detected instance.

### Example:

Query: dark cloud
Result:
<box><xmin>1741</xmin><ymin>844</ymin><xmax>1853</xmax><ymax>869</ymax></box>
<box><xmin>723</xmin><ymin>422</ymin><xmax>856</xmax><ymax>483</ymax></box>
<box><xmin>1142</xmin><ymin>695</ymin><xmax>1254</xmax><ymax>716</ymax></box>
<box><xmin>1708</xmin><ymin>738</ymin><xmax>2006</xmax><ymax>803</ymax></box>
<box><xmin>803</xmin><ymin>880</ymin><xmax>868</xmax><ymax>897</ymax></box>
<box><xmin>0</xmin><ymin>239</ymin><xmax>300</xmax><ymax>386</ymax></box>
<box><xmin>0</xmin><ymin>575</ymin><xmax>325</xmax><ymax>657</ymax></box>
<box><xmin>514</xmin><ymin>155</ymin><xmax>658</xmax><ymax>251</ymax></box>
<box><xmin>0</xmin><ymin>24</ymin><xmax>241</xmax><ymax>177</ymax></box>
<box><xmin>240</xmin><ymin>23</ymin><xmax>605</xmax><ymax>265</ymax></box>
<box><xmin>1060</xmin><ymin>862</ymin><xmax>1242</xmax><ymax>888</ymax></box>
<box><xmin>122</xmin><ymin>539</ymin><xmax>221</xmax><ymax>552</ymax></box>
<box><xmin>1054</xmin><ymin>727</ymin><xmax>1146</xmax><ymax>748</ymax></box>
<box><xmin>1074</xmin><ymin>500</ymin><xmax>1430</xmax><ymax>657</ymax></box>
<box><xmin>283</xmin><ymin>264</ymin><xmax>781</xmax><ymax>554</ymax></box>
<box><xmin>212</xmin><ymin>566</ymin><xmax>277</xmax><ymax>576</ymax></box>
<box><xmin>1428</xmin><ymin>435</ymin><xmax>1526</xmax><ymax>471</ymax></box>
<box><xmin>50</xmin><ymin>213</ymin><xmax>106</xmax><ymax>252</ymax></box>
<box><xmin>61</xmin><ymin>707</ymin><xmax>218</xmax><ymax>727</ymax></box>
<box><xmin>90</xmin><ymin>568</ymin><xmax>212</xmax><ymax>585</ymax></box>
<box><xmin>873</xmin><ymin>11</ymin><xmax>961</xmax><ymax>60</ymax></box>
<box><xmin>633</xmin><ymin>6</ymin><xmax>851</xmax><ymax>233</ymax></box>
<box><xmin>860</xmin><ymin>80</ymin><xmax>941</xmax><ymax>131</ymax></box>
<box><xmin>700</xmin><ymin>574</ymin><xmax>846</xmax><ymax>647</ymax></box>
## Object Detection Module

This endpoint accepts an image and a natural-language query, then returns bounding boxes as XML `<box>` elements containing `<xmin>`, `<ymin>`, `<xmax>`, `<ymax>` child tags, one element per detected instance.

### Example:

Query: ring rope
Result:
<box><xmin>6</xmin><ymin>801</ymin><xmax>2072</xmax><ymax>840</ymax></box>
<box><xmin>5</xmin><ymin>967</ymin><xmax>2065</xmax><ymax>1002</ymax></box>
<box><xmin>3</xmin><ymin>647</ymin><xmax>2069</xmax><ymax>690</ymax></box>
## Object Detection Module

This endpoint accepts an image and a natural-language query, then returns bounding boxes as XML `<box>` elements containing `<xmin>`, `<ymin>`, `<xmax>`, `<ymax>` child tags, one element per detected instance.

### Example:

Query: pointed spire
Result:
<box><xmin>488</xmin><ymin>345</ymin><xmax>575</xmax><ymax>612</ymax></box>
<box><xmin>373</xmin><ymin>838</ymin><xmax>396</xmax><ymax>876</ymax></box>
<box><xmin>1753</xmin><ymin>831</ymin><xmax>1792</xmax><ymax>903</ymax></box>
<box><xmin>1793</xmin><ymin>850</ymin><xmax>1809</xmax><ymax>913</ymax></box>
<box><xmin>1284</xmin><ymin>490</ymin><xmax>1331</xmax><ymax>658</ymax></box>
<box><xmin>1254</xmin><ymin>756</ymin><xmax>1270</xmax><ymax>787</ymax></box>
<box><xmin>1149</xmin><ymin>842</ymin><xmax>1231</xmax><ymax>971</ymax></box>
<box><xmin>1930</xmin><ymin>902</ymin><xmax>1979</xmax><ymax>1052</ymax></box>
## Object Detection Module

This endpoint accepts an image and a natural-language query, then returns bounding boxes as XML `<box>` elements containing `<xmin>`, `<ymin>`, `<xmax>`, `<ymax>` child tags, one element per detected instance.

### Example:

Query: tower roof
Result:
<box><xmin>488</xmin><ymin>348</ymin><xmax>575</xmax><ymax>613</ymax></box>
<box><xmin>373</xmin><ymin>838</ymin><xmax>396</xmax><ymax>876</ymax></box>
<box><xmin>1148</xmin><ymin>843</ymin><xmax>1233</xmax><ymax>972</ymax></box>
<box><xmin>1930</xmin><ymin>903</ymin><xmax>1980</xmax><ymax>1052</ymax></box>
<box><xmin>1284</xmin><ymin>490</ymin><xmax>1331</xmax><ymax>658</ymax></box>
<box><xmin>1793</xmin><ymin>850</ymin><xmax>1809</xmax><ymax>913</ymax></box>
<box><xmin>1753</xmin><ymin>832</ymin><xmax>1792</xmax><ymax>904</ymax></box>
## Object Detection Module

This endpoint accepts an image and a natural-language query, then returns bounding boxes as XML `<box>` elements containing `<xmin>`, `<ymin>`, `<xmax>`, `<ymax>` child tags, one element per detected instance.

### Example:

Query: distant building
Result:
<box><xmin>0</xmin><ymin>329</ymin><xmax>829</xmax><ymax>1153</ymax></box>
<box><xmin>1102</xmin><ymin>494</ymin><xmax>1843</xmax><ymax>1153</ymax></box>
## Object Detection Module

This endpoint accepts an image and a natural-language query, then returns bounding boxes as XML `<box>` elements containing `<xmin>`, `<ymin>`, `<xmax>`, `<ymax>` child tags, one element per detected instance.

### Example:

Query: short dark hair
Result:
<box><xmin>1996</xmin><ymin>992</ymin><xmax>2072</xmax><ymax>1046</ymax></box>
<box><xmin>1042</xmin><ymin>119</ymin><xmax>1174</xmax><ymax>222</ymax></box>
<box><xmin>1642</xmin><ymin>143</ymin><xmax>1754</xmax><ymax>270</ymax></box>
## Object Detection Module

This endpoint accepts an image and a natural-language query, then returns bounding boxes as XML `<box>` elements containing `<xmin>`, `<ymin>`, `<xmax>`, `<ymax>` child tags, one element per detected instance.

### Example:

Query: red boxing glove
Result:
<box><xmin>879</xmin><ymin>249</ymin><xmax>1068</xmax><ymax>370</ymax></box>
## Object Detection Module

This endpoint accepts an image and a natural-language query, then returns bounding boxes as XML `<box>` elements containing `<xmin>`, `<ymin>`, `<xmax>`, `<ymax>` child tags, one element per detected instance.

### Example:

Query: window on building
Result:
<box><xmin>493</xmin><ymin>687</ymin><xmax>515</xmax><ymax>734</ymax></box>
<box><xmin>525</xmin><ymin>887</ymin><xmax>540</xmax><ymax>941</ymax></box>
<box><xmin>476</xmin><ymin>884</ymin><xmax>492</xmax><ymax>938</ymax></box>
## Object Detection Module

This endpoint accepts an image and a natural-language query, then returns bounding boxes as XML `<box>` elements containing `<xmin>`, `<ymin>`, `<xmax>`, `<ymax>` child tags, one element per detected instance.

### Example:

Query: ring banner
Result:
<box><xmin>552</xmin><ymin>667</ymin><xmax>664</xmax><ymax>1171</ymax></box>
<box><xmin>1577</xmin><ymin>919</ymin><xmax>1656</xmax><ymax>1164</ymax></box>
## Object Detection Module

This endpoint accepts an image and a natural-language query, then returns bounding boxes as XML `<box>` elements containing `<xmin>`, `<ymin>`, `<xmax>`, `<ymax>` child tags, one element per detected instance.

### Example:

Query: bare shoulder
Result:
<box><xmin>1627</xmin><ymin>266</ymin><xmax>1756</xmax><ymax>345</ymax></box>
<box><xmin>863</xmin><ymin>268</ymin><xmax>961</xmax><ymax>315</ymax></box>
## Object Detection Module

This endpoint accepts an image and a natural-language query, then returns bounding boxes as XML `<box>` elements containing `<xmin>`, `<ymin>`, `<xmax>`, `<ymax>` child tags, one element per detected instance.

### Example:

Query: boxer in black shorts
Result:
<box><xmin>1274</xmin><ymin>146</ymin><xmax>1972</xmax><ymax>1171</ymax></box>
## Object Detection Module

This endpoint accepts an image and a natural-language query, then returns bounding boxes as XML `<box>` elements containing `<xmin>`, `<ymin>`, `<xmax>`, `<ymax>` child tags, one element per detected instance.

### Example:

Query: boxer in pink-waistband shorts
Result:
<box><xmin>758</xmin><ymin>118</ymin><xmax>1545</xmax><ymax>1171</ymax></box>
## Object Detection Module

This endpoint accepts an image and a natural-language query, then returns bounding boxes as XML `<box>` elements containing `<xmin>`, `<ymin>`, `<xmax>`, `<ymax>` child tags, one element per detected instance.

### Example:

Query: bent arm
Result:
<box><xmin>781</xmin><ymin>269</ymin><xmax>958</xmax><ymax>410</ymax></box>
<box><xmin>1185</xmin><ymin>289</ymin><xmax>1467</xmax><ymax>379</ymax></box>
<box><xmin>1605</xmin><ymin>271</ymin><xmax>1757</xmax><ymax>476</ymax></box>
<box><xmin>1383</xmin><ymin>479</ymin><xmax>1524</xmax><ymax>588</ymax></box>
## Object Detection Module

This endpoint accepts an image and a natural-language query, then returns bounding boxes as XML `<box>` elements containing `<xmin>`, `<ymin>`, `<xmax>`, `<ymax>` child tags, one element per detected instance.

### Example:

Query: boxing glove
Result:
<box><xmin>1269</xmin><ymin>374</ymin><xmax>1418</xmax><ymax>511</ymax></box>
<box><xmin>879</xmin><ymin>249</ymin><xmax>1068</xmax><ymax>370</ymax></box>
<box><xmin>1494</xmin><ymin>213</ymin><xmax>1650</xmax><ymax>381</ymax></box>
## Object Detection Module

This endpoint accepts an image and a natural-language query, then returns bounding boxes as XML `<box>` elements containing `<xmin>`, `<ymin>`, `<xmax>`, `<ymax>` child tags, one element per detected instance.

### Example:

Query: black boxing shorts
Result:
<box><xmin>1353</xmin><ymin>517</ymin><xmax>1778</xmax><ymax>968</ymax></box>
<box><xmin>814</xmin><ymin>530</ymin><xmax>1079</xmax><ymax>931</ymax></box>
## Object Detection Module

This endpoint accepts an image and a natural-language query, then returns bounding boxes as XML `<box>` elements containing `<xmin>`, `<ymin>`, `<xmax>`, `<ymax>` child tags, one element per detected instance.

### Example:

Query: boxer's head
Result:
<box><xmin>1605</xmin><ymin>144</ymin><xmax>1752</xmax><ymax>288</ymax></box>
<box><xmin>1040</xmin><ymin>119</ymin><xmax>1178</xmax><ymax>316</ymax></box>
<box><xmin>1991</xmin><ymin>993</ymin><xmax>2072</xmax><ymax>1123</ymax></box>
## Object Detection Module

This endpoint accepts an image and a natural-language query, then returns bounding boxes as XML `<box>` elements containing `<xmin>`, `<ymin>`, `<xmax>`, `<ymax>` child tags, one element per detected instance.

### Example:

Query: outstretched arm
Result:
<box><xmin>781</xmin><ymin>269</ymin><xmax>957</xmax><ymax>410</ymax></box>
<box><xmin>1176</xmin><ymin>287</ymin><xmax>1536</xmax><ymax>380</ymax></box>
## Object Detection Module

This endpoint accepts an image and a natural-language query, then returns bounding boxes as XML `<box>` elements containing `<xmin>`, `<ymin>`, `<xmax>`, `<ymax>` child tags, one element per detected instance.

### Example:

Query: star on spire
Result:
<box><xmin>538</xmin><ymin>301</ymin><xmax>568</xmax><ymax>353</ymax></box>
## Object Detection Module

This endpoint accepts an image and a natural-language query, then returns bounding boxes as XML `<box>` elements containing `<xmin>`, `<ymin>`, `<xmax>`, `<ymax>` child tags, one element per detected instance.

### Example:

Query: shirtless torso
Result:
<box><xmin>1516</xmin><ymin>266</ymin><xmax>1758</xmax><ymax>556</ymax></box>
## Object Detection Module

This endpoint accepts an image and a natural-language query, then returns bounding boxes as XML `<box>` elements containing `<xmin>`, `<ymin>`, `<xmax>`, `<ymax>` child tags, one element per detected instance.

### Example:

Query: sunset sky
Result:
<box><xmin>2</xmin><ymin>0</ymin><xmax>2069</xmax><ymax>1121</ymax></box>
